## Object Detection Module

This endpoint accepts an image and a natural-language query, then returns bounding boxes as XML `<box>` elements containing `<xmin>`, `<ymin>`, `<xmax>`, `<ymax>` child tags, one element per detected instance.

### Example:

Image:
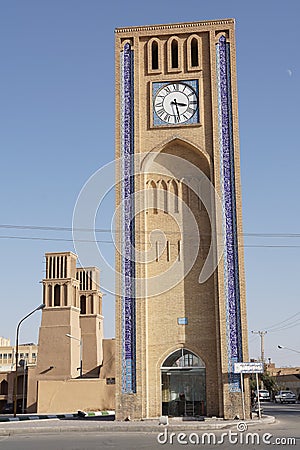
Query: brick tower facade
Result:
<box><xmin>115</xmin><ymin>19</ymin><xmax>249</xmax><ymax>420</ymax></box>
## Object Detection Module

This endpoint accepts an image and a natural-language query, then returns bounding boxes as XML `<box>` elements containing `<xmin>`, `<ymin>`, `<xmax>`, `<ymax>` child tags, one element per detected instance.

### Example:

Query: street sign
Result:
<box><xmin>234</xmin><ymin>362</ymin><xmax>264</xmax><ymax>374</ymax></box>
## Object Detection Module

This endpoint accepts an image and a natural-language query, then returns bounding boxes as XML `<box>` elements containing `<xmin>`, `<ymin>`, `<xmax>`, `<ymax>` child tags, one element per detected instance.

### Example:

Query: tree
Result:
<box><xmin>249</xmin><ymin>371</ymin><xmax>279</xmax><ymax>401</ymax></box>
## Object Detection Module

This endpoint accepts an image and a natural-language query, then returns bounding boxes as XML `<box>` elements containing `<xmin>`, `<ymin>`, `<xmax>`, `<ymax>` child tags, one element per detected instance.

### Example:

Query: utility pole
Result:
<box><xmin>251</xmin><ymin>330</ymin><xmax>267</xmax><ymax>363</ymax></box>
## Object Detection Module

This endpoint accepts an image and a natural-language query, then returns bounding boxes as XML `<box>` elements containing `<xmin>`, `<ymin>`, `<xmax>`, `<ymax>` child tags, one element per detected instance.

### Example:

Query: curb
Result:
<box><xmin>0</xmin><ymin>413</ymin><xmax>77</xmax><ymax>423</ymax></box>
<box><xmin>78</xmin><ymin>410</ymin><xmax>115</xmax><ymax>418</ymax></box>
<box><xmin>0</xmin><ymin>415</ymin><xmax>276</xmax><ymax>436</ymax></box>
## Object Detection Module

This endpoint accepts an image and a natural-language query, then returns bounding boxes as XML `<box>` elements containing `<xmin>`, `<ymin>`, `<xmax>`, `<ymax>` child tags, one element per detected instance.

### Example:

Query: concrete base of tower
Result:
<box><xmin>115</xmin><ymin>393</ymin><xmax>144</xmax><ymax>421</ymax></box>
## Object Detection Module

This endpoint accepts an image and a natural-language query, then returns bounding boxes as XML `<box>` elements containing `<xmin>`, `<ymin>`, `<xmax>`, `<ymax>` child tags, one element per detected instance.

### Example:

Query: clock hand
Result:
<box><xmin>171</xmin><ymin>99</ymin><xmax>180</xmax><ymax>119</ymax></box>
<box><xmin>171</xmin><ymin>101</ymin><xmax>187</xmax><ymax>107</ymax></box>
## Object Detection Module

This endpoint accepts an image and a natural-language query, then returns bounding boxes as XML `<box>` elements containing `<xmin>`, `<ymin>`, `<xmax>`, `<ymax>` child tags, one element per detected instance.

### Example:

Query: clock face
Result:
<box><xmin>153</xmin><ymin>82</ymin><xmax>198</xmax><ymax>125</ymax></box>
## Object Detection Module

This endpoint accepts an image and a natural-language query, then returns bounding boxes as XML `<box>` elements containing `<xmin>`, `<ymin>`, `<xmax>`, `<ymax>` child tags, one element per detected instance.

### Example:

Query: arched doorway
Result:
<box><xmin>161</xmin><ymin>349</ymin><xmax>206</xmax><ymax>417</ymax></box>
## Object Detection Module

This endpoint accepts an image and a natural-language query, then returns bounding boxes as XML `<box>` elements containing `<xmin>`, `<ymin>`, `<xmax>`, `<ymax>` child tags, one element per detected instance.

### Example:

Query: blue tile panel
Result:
<box><xmin>216</xmin><ymin>36</ymin><xmax>243</xmax><ymax>392</ymax></box>
<box><xmin>121</xmin><ymin>43</ymin><xmax>136</xmax><ymax>394</ymax></box>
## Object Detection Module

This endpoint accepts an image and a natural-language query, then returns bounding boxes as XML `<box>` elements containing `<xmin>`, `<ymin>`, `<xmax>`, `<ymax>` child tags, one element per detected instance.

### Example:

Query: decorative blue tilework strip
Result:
<box><xmin>121</xmin><ymin>43</ymin><xmax>136</xmax><ymax>393</ymax></box>
<box><xmin>216</xmin><ymin>36</ymin><xmax>243</xmax><ymax>392</ymax></box>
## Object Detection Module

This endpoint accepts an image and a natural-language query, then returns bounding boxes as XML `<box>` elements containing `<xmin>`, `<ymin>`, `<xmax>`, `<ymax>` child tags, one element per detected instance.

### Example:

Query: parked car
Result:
<box><xmin>274</xmin><ymin>390</ymin><xmax>296</xmax><ymax>404</ymax></box>
<box><xmin>1</xmin><ymin>403</ymin><xmax>13</xmax><ymax>414</ymax></box>
<box><xmin>258</xmin><ymin>389</ymin><xmax>270</xmax><ymax>401</ymax></box>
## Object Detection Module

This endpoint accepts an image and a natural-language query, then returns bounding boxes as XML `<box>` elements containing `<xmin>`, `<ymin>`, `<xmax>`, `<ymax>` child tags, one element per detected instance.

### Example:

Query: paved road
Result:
<box><xmin>0</xmin><ymin>403</ymin><xmax>299</xmax><ymax>449</ymax></box>
<box><xmin>260</xmin><ymin>402</ymin><xmax>300</xmax><ymax>445</ymax></box>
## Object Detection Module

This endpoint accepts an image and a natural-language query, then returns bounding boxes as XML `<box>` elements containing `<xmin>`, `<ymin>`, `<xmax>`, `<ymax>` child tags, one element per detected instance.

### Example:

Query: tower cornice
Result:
<box><xmin>115</xmin><ymin>19</ymin><xmax>235</xmax><ymax>34</ymax></box>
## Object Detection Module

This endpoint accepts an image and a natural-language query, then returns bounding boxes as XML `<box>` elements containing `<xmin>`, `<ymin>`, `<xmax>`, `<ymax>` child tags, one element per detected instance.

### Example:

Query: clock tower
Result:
<box><xmin>115</xmin><ymin>19</ymin><xmax>249</xmax><ymax>420</ymax></box>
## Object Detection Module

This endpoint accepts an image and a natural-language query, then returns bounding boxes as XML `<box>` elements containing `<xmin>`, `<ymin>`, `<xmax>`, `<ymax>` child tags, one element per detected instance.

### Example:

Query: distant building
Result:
<box><xmin>0</xmin><ymin>342</ymin><xmax>38</xmax><ymax>412</ymax></box>
<box><xmin>1</xmin><ymin>252</ymin><xmax>115</xmax><ymax>414</ymax></box>
<box><xmin>266</xmin><ymin>363</ymin><xmax>300</xmax><ymax>399</ymax></box>
<box><xmin>0</xmin><ymin>337</ymin><xmax>11</xmax><ymax>347</ymax></box>
<box><xmin>0</xmin><ymin>342</ymin><xmax>38</xmax><ymax>372</ymax></box>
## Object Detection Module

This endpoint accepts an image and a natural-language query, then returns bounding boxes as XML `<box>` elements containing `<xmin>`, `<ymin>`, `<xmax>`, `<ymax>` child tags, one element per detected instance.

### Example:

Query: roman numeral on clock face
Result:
<box><xmin>154</xmin><ymin>81</ymin><xmax>198</xmax><ymax>125</ymax></box>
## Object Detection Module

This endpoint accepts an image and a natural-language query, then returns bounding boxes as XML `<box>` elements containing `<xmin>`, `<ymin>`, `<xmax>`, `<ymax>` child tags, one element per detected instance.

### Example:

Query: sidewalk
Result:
<box><xmin>0</xmin><ymin>414</ymin><xmax>276</xmax><ymax>436</ymax></box>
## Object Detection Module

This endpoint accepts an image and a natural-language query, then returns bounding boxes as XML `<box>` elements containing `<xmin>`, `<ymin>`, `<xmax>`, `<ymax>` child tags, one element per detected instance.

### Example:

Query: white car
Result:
<box><xmin>258</xmin><ymin>390</ymin><xmax>270</xmax><ymax>401</ymax></box>
<box><xmin>274</xmin><ymin>390</ymin><xmax>296</xmax><ymax>404</ymax></box>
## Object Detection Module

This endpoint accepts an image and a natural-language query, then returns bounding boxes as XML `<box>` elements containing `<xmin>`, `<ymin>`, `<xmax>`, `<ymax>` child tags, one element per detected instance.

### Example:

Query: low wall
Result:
<box><xmin>37</xmin><ymin>378</ymin><xmax>115</xmax><ymax>413</ymax></box>
<box><xmin>26</xmin><ymin>366</ymin><xmax>38</xmax><ymax>412</ymax></box>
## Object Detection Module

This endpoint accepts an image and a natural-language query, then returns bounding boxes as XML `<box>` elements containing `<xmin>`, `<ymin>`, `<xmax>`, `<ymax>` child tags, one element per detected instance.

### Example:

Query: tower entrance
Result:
<box><xmin>161</xmin><ymin>349</ymin><xmax>206</xmax><ymax>417</ymax></box>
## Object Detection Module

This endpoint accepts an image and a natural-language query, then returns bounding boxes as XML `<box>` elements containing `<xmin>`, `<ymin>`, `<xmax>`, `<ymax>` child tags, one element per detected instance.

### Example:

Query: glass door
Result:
<box><xmin>161</xmin><ymin>368</ymin><xmax>206</xmax><ymax>417</ymax></box>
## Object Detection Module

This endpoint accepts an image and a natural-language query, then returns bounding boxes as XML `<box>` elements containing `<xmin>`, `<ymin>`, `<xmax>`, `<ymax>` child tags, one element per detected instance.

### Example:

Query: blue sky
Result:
<box><xmin>1</xmin><ymin>0</ymin><xmax>300</xmax><ymax>367</ymax></box>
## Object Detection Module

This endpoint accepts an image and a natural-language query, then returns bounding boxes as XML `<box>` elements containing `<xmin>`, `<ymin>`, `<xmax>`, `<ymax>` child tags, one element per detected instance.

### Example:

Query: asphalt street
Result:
<box><xmin>0</xmin><ymin>403</ymin><xmax>299</xmax><ymax>449</ymax></box>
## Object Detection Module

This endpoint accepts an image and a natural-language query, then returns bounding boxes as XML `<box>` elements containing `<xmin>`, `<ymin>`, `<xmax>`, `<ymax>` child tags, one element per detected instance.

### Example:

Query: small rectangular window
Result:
<box><xmin>152</xmin><ymin>41</ymin><xmax>158</xmax><ymax>70</ymax></box>
<box><xmin>178</xmin><ymin>240</ymin><xmax>182</xmax><ymax>261</ymax></box>
<box><xmin>147</xmin><ymin>38</ymin><xmax>161</xmax><ymax>74</ymax></box>
<box><xmin>106</xmin><ymin>378</ymin><xmax>115</xmax><ymax>385</ymax></box>
<box><xmin>187</xmin><ymin>35</ymin><xmax>202</xmax><ymax>72</ymax></box>
<box><xmin>191</xmin><ymin>38</ymin><xmax>199</xmax><ymax>67</ymax></box>
<box><xmin>167</xmin><ymin>241</ymin><xmax>170</xmax><ymax>262</ymax></box>
<box><xmin>156</xmin><ymin>241</ymin><xmax>160</xmax><ymax>262</ymax></box>
<box><xmin>171</xmin><ymin>40</ymin><xmax>178</xmax><ymax>68</ymax></box>
<box><xmin>177</xmin><ymin>317</ymin><xmax>188</xmax><ymax>325</ymax></box>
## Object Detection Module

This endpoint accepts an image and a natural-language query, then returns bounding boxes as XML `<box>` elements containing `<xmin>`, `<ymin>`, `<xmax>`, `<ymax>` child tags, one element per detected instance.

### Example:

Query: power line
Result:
<box><xmin>267</xmin><ymin>320</ymin><xmax>300</xmax><ymax>333</ymax></box>
<box><xmin>270</xmin><ymin>323</ymin><xmax>300</xmax><ymax>332</ymax></box>
<box><xmin>249</xmin><ymin>313</ymin><xmax>300</xmax><ymax>345</ymax></box>
<box><xmin>0</xmin><ymin>224</ymin><xmax>300</xmax><ymax>238</ymax></box>
<box><xmin>2</xmin><ymin>223</ymin><xmax>300</xmax><ymax>248</ymax></box>
<box><xmin>2</xmin><ymin>223</ymin><xmax>300</xmax><ymax>238</ymax></box>
<box><xmin>0</xmin><ymin>235</ymin><xmax>112</xmax><ymax>243</ymax></box>
<box><xmin>3</xmin><ymin>234</ymin><xmax>300</xmax><ymax>248</ymax></box>
<box><xmin>265</xmin><ymin>312</ymin><xmax>300</xmax><ymax>332</ymax></box>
